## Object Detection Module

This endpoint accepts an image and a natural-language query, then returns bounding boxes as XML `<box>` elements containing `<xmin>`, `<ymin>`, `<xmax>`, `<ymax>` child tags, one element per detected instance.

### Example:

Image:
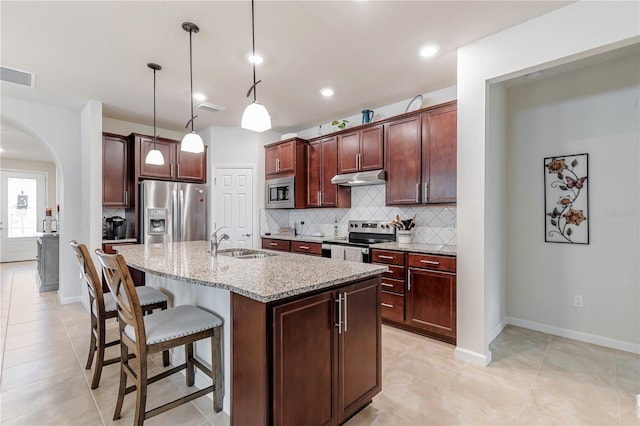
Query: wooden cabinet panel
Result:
<box><xmin>307</xmin><ymin>137</ymin><xmax>350</xmax><ymax>208</ymax></box>
<box><xmin>306</xmin><ymin>141</ymin><xmax>322</xmax><ymax>207</ymax></box>
<box><xmin>262</xmin><ymin>238</ymin><xmax>291</xmax><ymax>252</ymax></box>
<box><xmin>406</xmin><ymin>268</ymin><xmax>456</xmax><ymax>342</ymax></box>
<box><xmin>339</xmin><ymin>279</ymin><xmax>381</xmax><ymax>422</ymax></box>
<box><xmin>381</xmin><ymin>277</ymin><xmax>404</xmax><ymax>294</ymax></box>
<box><xmin>102</xmin><ymin>133</ymin><xmax>130</xmax><ymax>207</ymax></box>
<box><xmin>384</xmin><ymin>116</ymin><xmax>422</xmax><ymax>205</ymax></box>
<box><xmin>407</xmin><ymin>253</ymin><xmax>456</xmax><ymax>273</ymax></box>
<box><xmin>290</xmin><ymin>241</ymin><xmax>322</xmax><ymax>256</ymax></box>
<box><xmin>337</xmin><ymin>131</ymin><xmax>360</xmax><ymax>174</ymax></box>
<box><xmin>422</xmin><ymin>104</ymin><xmax>457</xmax><ymax>204</ymax></box>
<box><xmin>381</xmin><ymin>291</ymin><xmax>404</xmax><ymax>322</ymax></box>
<box><xmin>265</xmin><ymin>144</ymin><xmax>280</xmax><ymax>176</ymax></box>
<box><xmin>277</xmin><ymin>140</ymin><xmax>295</xmax><ymax>174</ymax></box>
<box><xmin>359</xmin><ymin>125</ymin><xmax>384</xmax><ymax>171</ymax></box>
<box><xmin>137</xmin><ymin>136</ymin><xmax>175</xmax><ymax>180</ymax></box>
<box><xmin>383</xmin><ymin>265</ymin><xmax>405</xmax><ymax>280</ymax></box>
<box><xmin>371</xmin><ymin>249</ymin><xmax>405</xmax><ymax>266</ymax></box>
<box><xmin>176</xmin><ymin>146</ymin><xmax>207</xmax><ymax>182</ymax></box>
<box><xmin>273</xmin><ymin>291</ymin><xmax>338</xmax><ymax>426</ymax></box>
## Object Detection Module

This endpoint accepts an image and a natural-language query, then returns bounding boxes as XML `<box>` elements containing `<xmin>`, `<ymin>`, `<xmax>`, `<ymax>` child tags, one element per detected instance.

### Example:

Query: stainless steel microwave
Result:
<box><xmin>265</xmin><ymin>176</ymin><xmax>295</xmax><ymax>209</ymax></box>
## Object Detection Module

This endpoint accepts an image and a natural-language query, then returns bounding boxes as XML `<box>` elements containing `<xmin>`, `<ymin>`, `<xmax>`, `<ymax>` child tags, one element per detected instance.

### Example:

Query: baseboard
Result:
<box><xmin>57</xmin><ymin>294</ymin><xmax>83</xmax><ymax>305</ymax></box>
<box><xmin>487</xmin><ymin>318</ymin><xmax>508</xmax><ymax>345</ymax></box>
<box><xmin>506</xmin><ymin>316</ymin><xmax>640</xmax><ymax>355</ymax></box>
<box><xmin>454</xmin><ymin>346</ymin><xmax>492</xmax><ymax>366</ymax></box>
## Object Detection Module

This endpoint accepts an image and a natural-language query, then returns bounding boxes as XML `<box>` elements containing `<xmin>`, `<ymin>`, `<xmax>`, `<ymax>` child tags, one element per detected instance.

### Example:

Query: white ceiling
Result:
<box><xmin>1</xmin><ymin>0</ymin><xmax>571</xmax><ymax>142</ymax></box>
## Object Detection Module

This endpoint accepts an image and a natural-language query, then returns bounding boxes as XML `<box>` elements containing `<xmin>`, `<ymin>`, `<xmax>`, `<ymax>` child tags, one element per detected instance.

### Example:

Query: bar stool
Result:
<box><xmin>95</xmin><ymin>249</ymin><xmax>223</xmax><ymax>425</ymax></box>
<box><xmin>70</xmin><ymin>241</ymin><xmax>169</xmax><ymax>390</ymax></box>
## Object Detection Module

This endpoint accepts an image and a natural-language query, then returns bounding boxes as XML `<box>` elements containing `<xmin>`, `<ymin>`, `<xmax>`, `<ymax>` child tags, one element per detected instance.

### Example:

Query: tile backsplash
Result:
<box><xmin>260</xmin><ymin>185</ymin><xmax>456</xmax><ymax>246</ymax></box>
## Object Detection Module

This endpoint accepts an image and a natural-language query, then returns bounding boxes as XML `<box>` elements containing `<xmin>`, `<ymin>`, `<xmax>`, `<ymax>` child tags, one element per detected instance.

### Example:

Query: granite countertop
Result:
<box><xmin>370</xmin><ymin>242</ymin><xmax>457</xmax><ymax>256</ymax></box>
<box><xmin>261</xmin><ymin>234</ymin><xmax>347</xmax><ymax>244</ymax></box>
<box><xmin>115</xmin><ymin>241</ymin><xmax>387</xmax><ymax>303</ymax></box>
<box><xmin>103</xmin><ymin>238</ymin><xmax>138</xmax><ymax>244</ymax></box>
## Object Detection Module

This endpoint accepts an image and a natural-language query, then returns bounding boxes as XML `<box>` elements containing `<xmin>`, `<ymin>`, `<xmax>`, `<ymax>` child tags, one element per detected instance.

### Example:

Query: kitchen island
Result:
<box><xmin>115</xmin><ymin>241</ymin><xmax>387</xmax><ymax>426</ymax></box>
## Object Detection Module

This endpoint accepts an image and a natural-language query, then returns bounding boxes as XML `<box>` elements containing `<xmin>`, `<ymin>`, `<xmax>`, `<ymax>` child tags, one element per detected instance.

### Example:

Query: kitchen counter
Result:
<box><xmin>261</xmin><ymin>233</ymin><xmax>346</xmax><ymax>244</ymax></box>
<box><xmin>116</xmin><ymin>241</ymin><xmax>386</xmax><ymax>303</ymax></box>
<box><xmin>371</xmin><ymin>241</ymin><xmax>457</xmax><ymax>256</ymax></box>
<box><xmin>102</xmin><ymin>238</ymin><xmax>137</xmax><ymax>244</ymax></box>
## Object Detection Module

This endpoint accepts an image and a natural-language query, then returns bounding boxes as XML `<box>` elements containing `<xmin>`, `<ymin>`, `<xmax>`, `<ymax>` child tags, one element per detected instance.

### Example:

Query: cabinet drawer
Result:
<box><xmin>380</xmin><ymin>277</ymin><xmax>404</xmax><ymax>294</ymax></box>
<box><xmin>383</xmin><ymin>264</ymin><xmax>405</xmax><ymax>280</ymax></box>
<box><xmin>291</xmin><ymin>241</ymin><xmax>322</xmax><ymax>256</ymax></box>
<box><xmin>381</xmin><ymin>291</ymin><xmax>404</xmax><ymax>322</ymax></box>
<box><xmin>408</xmin><ymin>253</ymin><xmax>456</xmax><ymax>272</ymax></box>
<box><xmin>262</xmin><ymin>238</ymin><xmax>291</xmax><ymax>252</ymax></box>
<box><xmin>371</xmin><ymin>249</ymin><xmax>405</xmax><ymax>265</ymax></box>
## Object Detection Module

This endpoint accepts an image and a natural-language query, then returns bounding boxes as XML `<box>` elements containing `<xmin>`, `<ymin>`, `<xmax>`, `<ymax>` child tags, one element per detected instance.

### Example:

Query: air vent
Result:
<box><xmin>1</xmin><ymin>66</ymin><xmax>35</xmax><ymax>87</ymax></box>
<box><xmin>196</xmin><ymin>102</ymin><xmax>226</xmax><ymax>113</ymax></box>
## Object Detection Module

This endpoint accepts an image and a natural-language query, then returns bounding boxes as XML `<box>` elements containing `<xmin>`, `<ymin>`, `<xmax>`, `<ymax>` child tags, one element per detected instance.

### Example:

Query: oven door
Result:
<box><xmin>265</xmin><ymin>176</ymin><xmax>295</xmax><ymax>209</ymax></box>
<box><xmin>321</xmin><ymin>243</ymin><xmax>370</xmax><ymax>263</ymax></box>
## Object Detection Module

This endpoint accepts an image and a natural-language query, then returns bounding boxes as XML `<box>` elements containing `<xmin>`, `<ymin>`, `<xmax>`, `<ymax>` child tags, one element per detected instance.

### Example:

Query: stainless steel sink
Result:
<box><xmin>217</xmin><ymin>249</ymin><xmax>277</xmax><ymax>259</ymax></box>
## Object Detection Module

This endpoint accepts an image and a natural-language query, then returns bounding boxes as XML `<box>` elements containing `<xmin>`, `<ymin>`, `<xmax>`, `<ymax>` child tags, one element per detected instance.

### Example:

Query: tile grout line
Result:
<box><xmin>513</xmin><ymin>333</ymin><xmax>553</xmax><ymax>426</ymax></box>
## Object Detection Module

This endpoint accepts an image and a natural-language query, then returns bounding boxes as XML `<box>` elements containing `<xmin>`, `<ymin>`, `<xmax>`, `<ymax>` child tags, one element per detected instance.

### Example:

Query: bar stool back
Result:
<box><xmin>95</xmin><ymin>249</ymin><xmax>223</xmax><ymax>425</ymax></box>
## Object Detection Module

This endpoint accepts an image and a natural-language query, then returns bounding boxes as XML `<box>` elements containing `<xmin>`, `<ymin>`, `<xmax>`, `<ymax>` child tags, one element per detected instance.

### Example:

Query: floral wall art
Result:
<box><xmin>544</xmin><ymin>153</ymin><xmax>589</xmax><ymax>244</ymax></box>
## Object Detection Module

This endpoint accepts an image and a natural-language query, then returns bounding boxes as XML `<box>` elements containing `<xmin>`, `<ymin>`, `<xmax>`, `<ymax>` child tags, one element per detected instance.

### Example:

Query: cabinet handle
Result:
<box><xmin>416</xmin><ymin>183</ymin><xmax>420</xmax><ymax>203</ymax></box>
<box><xmin>381</xmin><ymin>303</ymin><xmax>394</xmax><ymax>308</ymax></box>
<box><xmin>335</xmin><ymin>294</ymin><xmax>342</xmax><ymax>334</ymax></box>
<box><xmin>425</xmin><ymin>182</ymin><xmax>430</xmax><ymax>201</ymax></box>
<box><xmin>343</xmin><ymin>292</ymin><xmax>348</xmax><ymax>332</ymax></box>
<box><xmin>125</xmin><ymin>190</ymin><xmax>128</xmax><ymax>205</ymax></box>
<box><xmin>318</xmin><ymin>191</ymin><xmax>322</xmax><ymax>206</ymax></box>
<box><xmin>381</xmin><ymin>283</ymin><xmax>394</xmax><ymax>288</ymax></box>
<box><xmin>276</xmin><ymin>158</ymin><xmax>280</xmax><ymax>172</ymax></box>
<box><xmin>420</xmin><ymin>260</ymin><xmax>440</xmax><ymax>265</ymax></box>
<box><xmin>299</xmin><ymin>245</ymin><xmax>309</xmax><ymax>250</ymax></box>
<box><xmin>408</xmin><ymin>271</ymin><xmax>411</xmax><ymax>291</ymax></box>
<box><xmin>378</xmin><ymin>255</ymin><xmax>394</xmax><ymax>260</ymax></box>
<box><xmin>269</xmin><ymin>242</ymin><xmax>278</xmax><ymax>246</ymax></box>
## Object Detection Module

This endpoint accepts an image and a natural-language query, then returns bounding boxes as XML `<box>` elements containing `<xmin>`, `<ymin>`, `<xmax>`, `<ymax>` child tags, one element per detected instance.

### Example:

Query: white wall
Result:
<box><xmin>505</xmin><ymin>52</ymin><xmax>639</xmax><ymax>351</ymax></box>
<box><xmin>0</xmin><ymin>158</ymin><xmax>57</xmax><ymax>210</ymax></box>
<box><xmin>457</xmin><ymin>1</ymin><xmax>640</xmax><ymax>364</ymax></box>
<box><xmin>1</xmin><ymin>97</ymin><xmax>102</xmax><ymax>302</ymax></box>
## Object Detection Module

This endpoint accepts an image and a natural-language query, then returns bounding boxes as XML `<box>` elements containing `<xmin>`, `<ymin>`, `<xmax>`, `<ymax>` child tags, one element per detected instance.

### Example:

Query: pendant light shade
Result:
<box><xmin>241</xmin><ymin>0</ymin><xmax>271</xmax><ymax>132</ymax></box>
<box><xmin>181</xmin><ymin>22</ymin><xmax>205</xmax><ymax>153</ymax></box>
<box><xmin>145</xmin><ymin>63</ymin><xmax>165</xmax><ymax>166</ymax></box>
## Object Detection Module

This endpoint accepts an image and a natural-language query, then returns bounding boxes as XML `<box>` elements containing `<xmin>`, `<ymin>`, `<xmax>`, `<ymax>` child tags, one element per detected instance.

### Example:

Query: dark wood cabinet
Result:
<box><xmin>406</xmin><ymin>253</ymin><xmax>456</xmax><ymax>343</ymax></box>
<box><xmin>102</xmin><ymin>133</ymin><xmax>130</xmax><ymax>207</ymax></box>
<box><xmin>176</xmin><ymin>147</ymin><xmax>207</xmax><ymax>182</ymax></box>
<box><xmin>270</xmin><ymin>277</ymin><xmax>381</xmax><ymax>425</ymax></box>
<box><xmin>290</xmin><ymin>241</ymin><xmax>322</xmax><ymax>256</ymax></box>
<box><xmin>131</xmin><ymin>133</ymin><xmax>206</xmax><ymax>183</ymax></box>
<box><xmin>262</xmin><ymin>238</ymin><xmax>291</xmax><ymax>252</ymax></box>
<box><xmin>384</xmin><ymin>101</ymin><xmax>457</xmax><ymax>206</ymax></box>
<box><xmin>337</xmin><ymin>125</ymin><xmax>383</xmax><ymax>174</ymax></box>
<box><xmin>372</xmin><ymin>249</ymin><xmax>406</xmax><ymax>323</ymax></box>
<box><xmin>265</xmin><ymin>139</ymin><xmax>302</xmax><ymax>177</ymax></box>
<box><xmin>101</xmin><ymin>243</ymin><xmax>145</xmax><ymax>292</ymax></box>
<box><xmin>307</xmin><ymin>137</ymin><xmax>351</xmax><ymax>208</ymax></box>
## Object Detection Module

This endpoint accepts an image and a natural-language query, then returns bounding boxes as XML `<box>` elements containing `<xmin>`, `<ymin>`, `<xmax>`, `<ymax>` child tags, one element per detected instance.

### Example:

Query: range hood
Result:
<box><xmin>330</xmin><ymin>170</ymin><xmax>386</xmax><ymax>186</ymax></box>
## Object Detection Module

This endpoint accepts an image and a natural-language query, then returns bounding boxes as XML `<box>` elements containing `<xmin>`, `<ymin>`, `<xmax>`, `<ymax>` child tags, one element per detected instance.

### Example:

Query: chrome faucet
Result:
<box><xmin>210</xmin><ymin>227</ymin><xmax>230</xmax><ymax>257</ymax></box>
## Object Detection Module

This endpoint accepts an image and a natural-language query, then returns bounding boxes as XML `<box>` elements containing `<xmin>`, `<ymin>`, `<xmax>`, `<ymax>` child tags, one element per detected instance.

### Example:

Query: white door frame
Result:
<box><xmin>211</xmin><ymin>165</ymin><xmax>257</xmax><ymax>248</ymax></box>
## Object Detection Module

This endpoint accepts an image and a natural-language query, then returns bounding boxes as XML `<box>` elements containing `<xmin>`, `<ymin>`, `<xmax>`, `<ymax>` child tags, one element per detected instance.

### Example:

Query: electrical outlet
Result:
<box><xmin>573</xmin><ymin>294</ymin><xmax>584</xmax><ymax>308</ymax></box>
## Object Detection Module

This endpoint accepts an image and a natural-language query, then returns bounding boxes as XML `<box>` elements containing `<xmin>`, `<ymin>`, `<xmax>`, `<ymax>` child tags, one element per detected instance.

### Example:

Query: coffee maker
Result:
<box><xmin>105</xmin><ymin>216</ymin><xmax>127</xmax><ymax>240</ymax></box>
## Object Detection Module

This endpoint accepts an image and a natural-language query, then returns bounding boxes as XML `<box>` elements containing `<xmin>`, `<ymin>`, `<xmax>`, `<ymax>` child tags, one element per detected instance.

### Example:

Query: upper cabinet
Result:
<box><xmin>337</xmin><ymin>125</ymin><xmax>383</xmax><ymax>174</ymax></box>
<box><xmin>130</xmin><ymin>133</ymin><xmax>207</xmax><ymax>183</ymax></box>
<box><xmin>265</xmin><ymin>139</ymin><xmax>302</xmax><ymax>177</ymax></box>
<box><xmin>385</xmin><ymin>101</ymin><xmax>457</xmax><ymax>205</ymax></box>
<box><xmin>102</xmin><ymin>133</ymin><xmax>131</xmax><ymax>207</ymax></box>
<box><xmin>307</xmin><ymin>136</ymin><xmax>351</xmax><ymax>208</ymax></box>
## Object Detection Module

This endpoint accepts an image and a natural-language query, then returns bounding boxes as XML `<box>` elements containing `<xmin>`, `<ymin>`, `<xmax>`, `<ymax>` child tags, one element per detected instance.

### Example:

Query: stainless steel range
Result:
<box><xmin>321</xmin><ymin>220</ymin><xmax>396</xmax><ymax>263</ymax></box>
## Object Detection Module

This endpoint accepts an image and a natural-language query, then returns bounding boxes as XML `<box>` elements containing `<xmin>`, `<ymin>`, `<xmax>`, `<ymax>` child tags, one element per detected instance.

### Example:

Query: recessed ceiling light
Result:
<box><xmin>419</xmin><ymin>44</ymin><xmax>439</xmax><ymax>58</ymax></box>
<box><xmin>320</xmin><ymin>88</ymin><xmax>334</xmax><ymax>97</ymax></box>
<box><xmin>247</xmin><ymin>53</ymin><xmax>263</xmax><ymax>64</ymax></box>
<box><xmin>193</xmin><ymin>92</ymin><xmax>206</xmax><ymax>101</ymax></box>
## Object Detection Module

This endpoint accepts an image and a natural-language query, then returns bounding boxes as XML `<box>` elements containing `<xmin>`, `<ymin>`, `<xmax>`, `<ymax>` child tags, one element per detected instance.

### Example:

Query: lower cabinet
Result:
<box><xmin>262</xmin><ymin>238</ymin><xmax>291</xmax><ymax>252</ymax></box>
<box><xmin>36</xmin><ymin>234</ymin><xmax>59</xmax><ymax>292</ymax></box>
<box><xmin>102</xmin><ymin>243</ymin><xmax>145</xmax><ymax>291</ymax></box>
<box><xmin>262</xmin><ymin>238</ymin><xmax>322</xmax><ymax>256</ymax></box>
<box><xmin>232</xmin><ymin>277</ymin><xmax>382</xmax><ymax>426</ymax></box>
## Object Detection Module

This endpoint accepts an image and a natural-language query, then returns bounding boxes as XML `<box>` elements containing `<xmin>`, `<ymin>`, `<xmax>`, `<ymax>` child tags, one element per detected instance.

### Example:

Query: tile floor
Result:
<box><xmin>1</xmin><ymin>261</ymin><xmax>638</xmax><ymax>425</ymax></box>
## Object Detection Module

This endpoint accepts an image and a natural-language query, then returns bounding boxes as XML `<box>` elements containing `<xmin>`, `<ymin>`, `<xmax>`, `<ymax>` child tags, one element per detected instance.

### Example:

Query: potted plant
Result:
<box><xmin>331</xmin><ymin>119</ymin><xmax>348</xmax><ymax>130</ymax></box>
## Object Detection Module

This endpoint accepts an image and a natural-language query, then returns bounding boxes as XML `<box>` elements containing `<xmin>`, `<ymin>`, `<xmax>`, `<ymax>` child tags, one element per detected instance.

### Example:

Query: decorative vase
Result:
<box><xmin>397</xmin><ymin>230</ymin><xmax>412</xmax><ymax>244</ymax></box>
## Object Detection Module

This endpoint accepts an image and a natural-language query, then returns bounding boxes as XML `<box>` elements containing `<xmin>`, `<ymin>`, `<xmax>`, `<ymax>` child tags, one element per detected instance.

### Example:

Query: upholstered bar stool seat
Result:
<box><xmin>95</xmin><ymin>249</ymin><xmax>224</xmax><ymax>426</ymax></box>
<box><xmin>70</xmin><ymin>240</ymin><xmax>169</xmax><ymax>390</ymax></box>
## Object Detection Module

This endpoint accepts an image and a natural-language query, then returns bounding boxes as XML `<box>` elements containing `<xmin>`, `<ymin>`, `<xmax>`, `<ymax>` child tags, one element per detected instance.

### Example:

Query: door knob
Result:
<box><xmin>242</xmin><ymin>233</ymin><xmax>252</xmax><ymax>237</ymax></box>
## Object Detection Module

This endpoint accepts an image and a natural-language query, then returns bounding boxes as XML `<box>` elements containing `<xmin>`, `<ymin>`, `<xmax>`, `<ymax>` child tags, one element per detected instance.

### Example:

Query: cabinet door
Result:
<box><xmin>384</xmin><ymin>115</ymin><xmax>422</xmax><ymax>205</ymax></box>
<box><xmin>176</xmin><ymin>145</ymin><xmax>207</xmax><ymax>183</ymax></box>
<box><xmin>307</xmin><ymin>141</ymin><xmax>322</xmax><ymax>207</ymax></box>
<box><xmin>265</xmin><ymin>145</ymin><xmax>280</xmax><ymax>176</ymax></box>
<box><xmin>359</xmin><ymin>125</ymin><xmax>384</xmax><ymax>171</ymax></box>
<box><xmin>339</xmin><ymin>278</ymin><xmax>381</xmax><ymax>422</ymax></box>
<box><xmin>102</xmin><ymin>134</ymin><xmax>129</xmax><ymax>207</ymax></box>
<box><xmin>138</xmin><ymin>136</ymin><xmax>175</xmax><ymax>179</ymax></box>
<box><xmin>277</xmin><ymin>140</ymin><xmax>295</xmax><ymax>174</ymax></box>
<box><xmin>337</xmin><ymin>131</ymin><xmax>360</xmax><ymax>174</ymax></box>
<box><xmin>422</xmin><ymin>104</ymin><xmax>457</xmax><ymax>204</ymax></box>
<box><xmin>320</xmin><ymin>136</ymin><xmax>339</xmax><ymax>207</ymax></box>
<box><xmin>406</xmin><ymin>268</ymin><xmax>456</xmax><ymax>340</ymax></box>
<box><xmin>273</xmin><ymin>291</ymin><xmax>339</xmax><ymax>426</ymax></box>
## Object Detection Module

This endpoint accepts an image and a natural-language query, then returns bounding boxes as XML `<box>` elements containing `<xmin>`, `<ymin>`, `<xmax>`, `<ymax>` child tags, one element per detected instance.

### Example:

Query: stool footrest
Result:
<box><xmin>145</xmin><ymin>385</ymin><xmax>215</xmax><ymax>420</ymax></box>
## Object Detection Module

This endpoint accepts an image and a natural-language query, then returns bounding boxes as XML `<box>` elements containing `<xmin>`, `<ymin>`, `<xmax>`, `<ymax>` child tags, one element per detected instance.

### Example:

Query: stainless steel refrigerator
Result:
<box><xmin>139</xmin><ymin>180</ymin><xmax>207</xmax><ymax>244</ymax></box>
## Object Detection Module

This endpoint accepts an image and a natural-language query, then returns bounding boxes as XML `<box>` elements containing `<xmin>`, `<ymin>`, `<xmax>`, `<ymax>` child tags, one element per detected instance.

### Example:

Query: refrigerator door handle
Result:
<box><xmin>173</xmin><ymin>188</ymin><xmax>180</xmax><ymax>243</ymax></box>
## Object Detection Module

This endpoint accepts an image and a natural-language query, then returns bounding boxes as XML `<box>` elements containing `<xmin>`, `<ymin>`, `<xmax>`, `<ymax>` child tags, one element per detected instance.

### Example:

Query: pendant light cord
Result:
<box><xmin>153</xmin><ymin>67</ymin><xmax>157</xmax><ymax>148</ymax></box>
<box><xmin>251</xmin><ymin>0</ymin><xmax>257</xmax><ymax>103</ymax></box>
<box><xmin>189</xmin><ymin>28</ymin><xmax>195</xmax><ymax>131</ymax></box>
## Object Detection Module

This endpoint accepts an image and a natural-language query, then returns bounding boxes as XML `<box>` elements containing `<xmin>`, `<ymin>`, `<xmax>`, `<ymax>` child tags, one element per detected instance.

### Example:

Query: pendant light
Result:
<box><xmin>241</xmin><ymin>0</ymin><xmax>271</xmax><ymax>132</ymax></box>
<box><xmin>145</xmin><ymin>63</ymin><xmax>164</xmax><ymax>166</ymax></box>
<box><xmin>181</xmin><ymin>22</ymin><xmax>205</xmax><ymax>153</ymax></box>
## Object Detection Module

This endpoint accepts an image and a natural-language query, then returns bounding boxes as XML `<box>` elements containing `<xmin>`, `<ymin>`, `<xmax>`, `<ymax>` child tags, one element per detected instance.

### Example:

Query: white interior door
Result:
<box><xmin>0</xmin><ymin>170</ymin><xmax>47</xmax><ymax>262</ymax></box>
<box><xmin>214</xmin><ymin>167</ymin><xmax>254</xmax><ymax>249</ymax></box>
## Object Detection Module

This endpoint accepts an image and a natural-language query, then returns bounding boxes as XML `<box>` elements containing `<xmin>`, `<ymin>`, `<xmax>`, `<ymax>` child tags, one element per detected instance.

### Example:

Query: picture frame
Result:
<box><xmin>543</xmin><ymin>153</ymin><xmax>589</xmax><ymax>244</ymax></box>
